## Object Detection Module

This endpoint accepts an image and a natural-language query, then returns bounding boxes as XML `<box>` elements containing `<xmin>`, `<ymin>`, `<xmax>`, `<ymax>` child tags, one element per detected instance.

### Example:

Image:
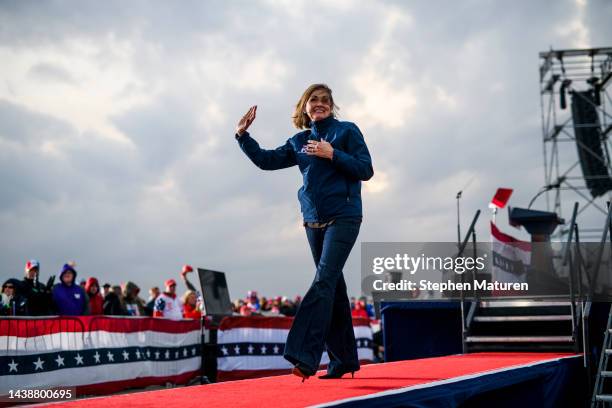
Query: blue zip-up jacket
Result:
<box><xmin>237</xmin><ymin>116</ymin><xmax>373</xmax><ymax>222</ymax></box>
<box><xmin>52</xmin><ymin>268</ymin><xmax>87</xmax><ymax>316</ymax></box>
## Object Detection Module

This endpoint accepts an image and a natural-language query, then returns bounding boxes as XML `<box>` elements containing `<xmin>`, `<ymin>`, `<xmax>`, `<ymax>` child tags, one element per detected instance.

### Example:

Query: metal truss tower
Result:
<box><xmin>539</xmin><ymin>47</ymin><xmax>612</xmax><ymax>239</ymax></box>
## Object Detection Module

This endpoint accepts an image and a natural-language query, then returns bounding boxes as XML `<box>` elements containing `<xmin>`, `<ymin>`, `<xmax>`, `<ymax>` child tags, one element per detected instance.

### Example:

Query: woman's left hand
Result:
<box><xmin>306</xmin><ymin>140</ymin><xmax>334</xmax><ymax>160</ymax></box>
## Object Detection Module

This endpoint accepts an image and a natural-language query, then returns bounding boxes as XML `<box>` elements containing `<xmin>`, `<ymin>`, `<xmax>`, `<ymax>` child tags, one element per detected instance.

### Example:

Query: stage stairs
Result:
<box><xmin>463</xmin><ymin>298</ymin><xmax>582</xmax><ymax>353</ymax></box>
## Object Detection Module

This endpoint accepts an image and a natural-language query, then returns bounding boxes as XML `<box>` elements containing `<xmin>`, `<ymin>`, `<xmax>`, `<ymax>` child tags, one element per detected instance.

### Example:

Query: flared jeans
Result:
<box><xmin>283</xmin><ymin>217</ymin><xmax>361</xmax><ymax>375</ymax></box>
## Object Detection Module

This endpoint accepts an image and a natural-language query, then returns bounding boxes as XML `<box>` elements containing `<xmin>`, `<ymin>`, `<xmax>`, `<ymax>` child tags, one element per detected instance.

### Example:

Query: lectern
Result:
<box><xmin>508</xmin><ymin>207</ymin><xmax>567</xmax><ymax>294</ymax></box>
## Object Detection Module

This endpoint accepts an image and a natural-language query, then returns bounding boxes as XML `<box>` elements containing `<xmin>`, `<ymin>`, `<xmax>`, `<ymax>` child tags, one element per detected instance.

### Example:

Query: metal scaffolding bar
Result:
<box><xmin>539</xmin><ymin>47</ymin><xmax>612</xmax><ymax>239</ymax></box>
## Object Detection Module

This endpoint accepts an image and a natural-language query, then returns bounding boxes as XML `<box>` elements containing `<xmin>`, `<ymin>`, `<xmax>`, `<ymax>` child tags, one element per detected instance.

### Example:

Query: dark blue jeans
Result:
<box><xmin>283</xmin><ymin>217</ymin><xmax>361</xmax><ymax>375</ymax></box>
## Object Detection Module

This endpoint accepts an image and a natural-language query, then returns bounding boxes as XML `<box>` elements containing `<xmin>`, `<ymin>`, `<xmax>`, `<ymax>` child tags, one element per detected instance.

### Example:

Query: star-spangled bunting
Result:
<box><xmin>4</xmin><ymin>337</ymin><xmax>370</xmax><ymax>377</ymax></box>
<box><xmin>33</xmin><ymin>357</ymin><xmax>44</xmax><ymax>371</ymax></box>
<box><xmin>216</xmin><ymin>339</ymin><xmax>371</xmax><ymax>358</ymax></box>
<box><xmin>2</xmin><ymin>344</ymin><xmax>200</xmax><ymax>376</ymax></box>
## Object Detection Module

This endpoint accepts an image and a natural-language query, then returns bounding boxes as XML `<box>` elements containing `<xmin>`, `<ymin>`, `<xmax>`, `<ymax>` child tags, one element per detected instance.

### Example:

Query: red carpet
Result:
<box><xmin>46</xmin><ymin>352</ymin><xmax>579</xmax><ymax>408</ymax></box>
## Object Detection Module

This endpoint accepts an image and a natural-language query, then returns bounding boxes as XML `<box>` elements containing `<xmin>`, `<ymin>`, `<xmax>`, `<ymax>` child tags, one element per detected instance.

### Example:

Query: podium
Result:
<box><xmin>508</xmin><ymin>207</ymin><xmax>567</xmax><ymax>295</ymax></box>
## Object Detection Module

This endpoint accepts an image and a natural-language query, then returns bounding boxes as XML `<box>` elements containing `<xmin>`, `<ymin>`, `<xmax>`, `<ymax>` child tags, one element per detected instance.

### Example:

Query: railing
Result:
<box><xmin>590</xmin><ymin>202</ymin><xmax>612</xmax><ymax>296</ymax></box>
<box><xmin>590</xmin><ymin>202</ymin><xmax>612</xmax><ymax>407</ymax></box>
<box><xmin>460</xmin><ymin>202</ymin><xmax>591</xmax><ymax>355</ymax></box>
<box><xmin>0</xmin><ymin>316</ymin><xmax>201</xmax><ymax>396</ymax></box>
<box><xmin>457</xmin><ymin>209</ymin><xmax>480</xmax><ymax>353</ymax></box>
<box><xmin>1</xmin><ymin>316</ymin><xmax>86</xmax><ymax>357</ymax></box>
<box><xmin>562</xmin><ymin>202</ymin><xmax>581</xmax><ymax>351</ymax></box>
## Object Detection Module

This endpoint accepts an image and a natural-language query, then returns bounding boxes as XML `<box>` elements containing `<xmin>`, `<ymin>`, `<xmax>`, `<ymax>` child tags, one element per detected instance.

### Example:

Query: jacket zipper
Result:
<box><xmin>345</xmin><ymin>179</ymin><xmax>350</xmax><ymax>202</ymax></box>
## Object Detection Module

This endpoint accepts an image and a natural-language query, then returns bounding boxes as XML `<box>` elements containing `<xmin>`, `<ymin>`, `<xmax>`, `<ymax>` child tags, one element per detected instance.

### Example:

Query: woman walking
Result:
<box><xmin>235</xmin><ymin>84</ymin><xmax>373</xmax><ymax>381</ymax></box>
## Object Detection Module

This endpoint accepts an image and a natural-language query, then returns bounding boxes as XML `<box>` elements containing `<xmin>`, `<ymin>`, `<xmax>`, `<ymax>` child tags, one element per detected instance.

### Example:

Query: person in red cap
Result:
<box><xmin>19</xmin><ymin>259</ymin><xmax>54</xmax><ymax>316</ymax></box>
<box><xmin>153</xmin><ymin>278</ymin><xmax>183</xmax><ymax>320</ymax></box>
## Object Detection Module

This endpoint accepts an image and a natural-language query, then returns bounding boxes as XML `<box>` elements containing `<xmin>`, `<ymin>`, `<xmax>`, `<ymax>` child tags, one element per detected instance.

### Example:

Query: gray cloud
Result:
<box><xmin>0</xmin><ymin>99</ymin><xmax>73</xmax><ymax>144</ymax></box>
<box><xmin>0</xmin><ymin>0</ymin><xmax>610</xmax><ymax>298</ymax></box>
<box><xmin>28</xmin><ymin>63</ymin><xmax>76</xmax><ymax>85</ymax></box>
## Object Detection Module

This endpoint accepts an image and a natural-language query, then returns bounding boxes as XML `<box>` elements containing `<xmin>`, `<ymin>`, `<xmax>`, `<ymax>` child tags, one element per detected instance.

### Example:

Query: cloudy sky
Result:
<box><xmin>1</xmin><ymin>0</ymin><xmax>611</xmax><ymax>300</ymax></box>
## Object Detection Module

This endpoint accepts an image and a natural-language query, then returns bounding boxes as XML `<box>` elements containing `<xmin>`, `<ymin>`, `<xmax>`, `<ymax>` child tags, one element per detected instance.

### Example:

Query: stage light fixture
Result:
<box><xmin>559</xmin><ymin>79</ymin><xmax>572</xmax><ymax>110</ymax></box>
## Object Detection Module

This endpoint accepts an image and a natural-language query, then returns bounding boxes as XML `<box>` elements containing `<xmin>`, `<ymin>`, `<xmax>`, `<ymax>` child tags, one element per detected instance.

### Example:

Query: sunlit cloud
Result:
<box><xmin>0</xmin><ymin>1</ymin><xmax>610</xmax><ymax>298</ymax></box>
<box><xmin>346</xmin><ymin>7</ymin><xmax>418</xmax><ymax>129</ymax></box>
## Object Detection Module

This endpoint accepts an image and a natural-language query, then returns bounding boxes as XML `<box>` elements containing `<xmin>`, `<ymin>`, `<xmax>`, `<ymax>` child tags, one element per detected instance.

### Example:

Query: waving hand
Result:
<box><xmin>236</xmin><ymin>105</ymin><xmax>257</xmax><ymax>137</ymax></box>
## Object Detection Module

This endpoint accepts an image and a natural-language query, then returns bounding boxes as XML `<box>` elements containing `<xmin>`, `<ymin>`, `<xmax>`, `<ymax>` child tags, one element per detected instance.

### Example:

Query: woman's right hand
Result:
<box><xmin>236</xmin><ymin>105</ymin><xmax>257</xmax><ymax>137</ymax></box>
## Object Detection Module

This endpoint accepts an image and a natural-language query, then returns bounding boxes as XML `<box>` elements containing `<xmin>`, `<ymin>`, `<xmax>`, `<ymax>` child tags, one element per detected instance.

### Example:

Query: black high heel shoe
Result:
<box><xmin>292</xmin><ymin>365</ymin><xmax>314</xmax><ymax>383</ymax></box>
<box><xmin>318</xmin><ymin>368</ymin><xmax>356</xmax><ymax>379</ymax></box>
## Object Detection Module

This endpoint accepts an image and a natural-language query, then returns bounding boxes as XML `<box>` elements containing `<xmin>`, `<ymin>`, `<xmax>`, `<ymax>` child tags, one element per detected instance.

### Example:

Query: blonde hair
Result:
<box><xmin>292</xmin><ymin>83</ymin><xmax>339</xmax><ymax>129</ymax></box>
<box><xmin>182</xmin><ymin>290</ymin><xmax>196</xmax><ymax>305</ymax></box>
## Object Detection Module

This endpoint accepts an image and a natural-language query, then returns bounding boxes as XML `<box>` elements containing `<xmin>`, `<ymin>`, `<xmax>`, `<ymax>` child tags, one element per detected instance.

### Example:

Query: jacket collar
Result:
<box><xmin>310</xmin><ymin>115</ymin><xmax>335</xmax><ymax>138</ymax></box>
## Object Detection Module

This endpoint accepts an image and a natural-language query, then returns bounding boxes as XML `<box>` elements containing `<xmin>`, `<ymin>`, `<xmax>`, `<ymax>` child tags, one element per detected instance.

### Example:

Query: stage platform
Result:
<box><xmin>45</xmin><ymin>352</ymin><xmax>584</xmax><ymax>408</ymax></box>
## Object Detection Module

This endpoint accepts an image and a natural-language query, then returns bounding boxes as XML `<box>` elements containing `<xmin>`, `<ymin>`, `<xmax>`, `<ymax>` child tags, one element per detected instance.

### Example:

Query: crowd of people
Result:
<box><xmin>232</xmin><ymin>291</ymin><xmax>376</xmax><ymax>321</ymax></box>
<box><xmin>1</xmin><ymin>260</ymin><xmax>203</xmax><ymax>320</ymax></box>
<box><xmin>2</xmin><ymin>260</ymin><xmax>377</xmax><ymax>323</ymax></box>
